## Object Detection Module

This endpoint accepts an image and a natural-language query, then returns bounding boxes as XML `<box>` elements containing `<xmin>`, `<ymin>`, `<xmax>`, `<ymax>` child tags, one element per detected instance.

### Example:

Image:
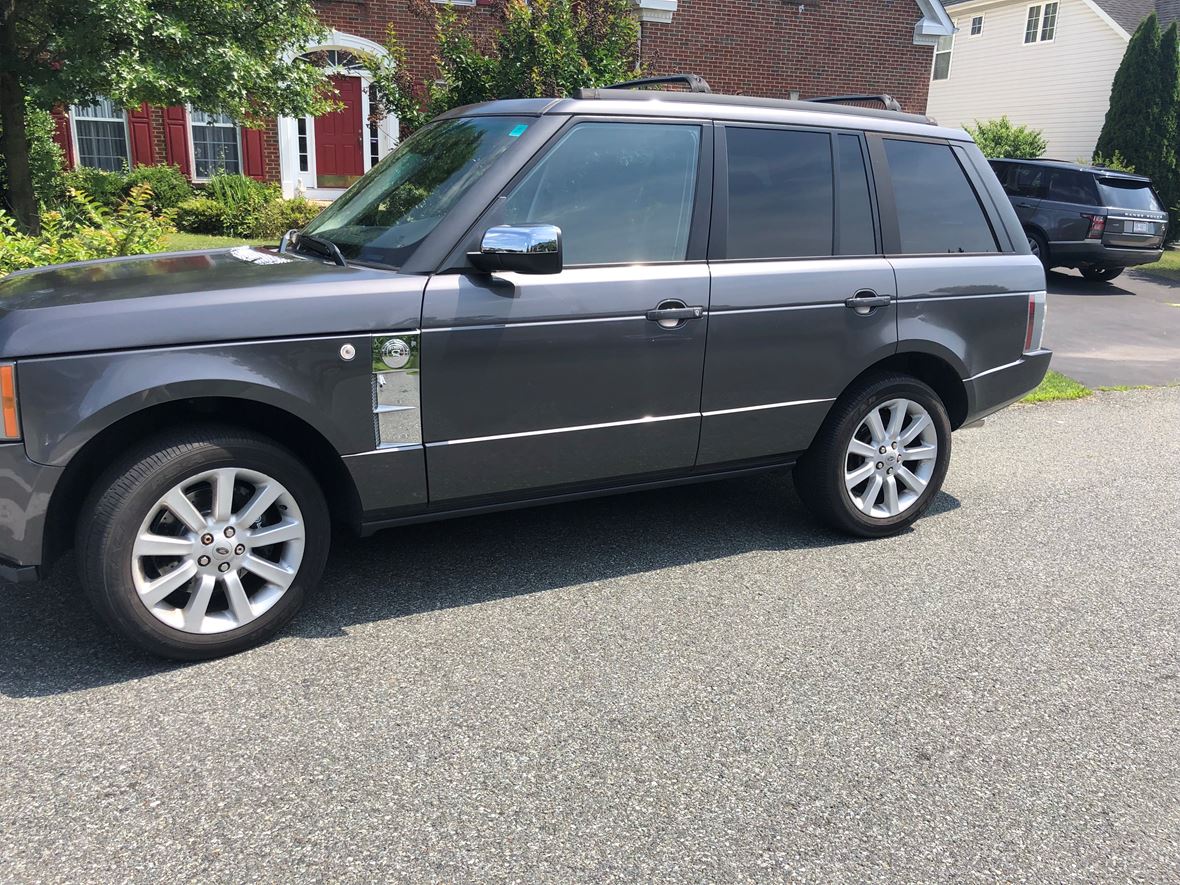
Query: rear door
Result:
<box><xmin>697</xmin><ymin>125</ymin><xmax>896</xmax><ymax>466</ymax></box>
<box><xmin>872</xmin><ymin>135</ymin><xmax>1036</xmax><ymax>382</ymax></box>
<box><xmin>1039</xmin><ymin>167</ymin><xmax>1101</xmax><ymax>245</ymax></box>
<box><xmin>421</xmin><ymin>118</ymin><xmax>713</xmax><ymax>503</ymax></box>
<box><xmin>1095</xmin><ymin>176</ymin><xmax>1168</xmax><ymax>249</ymax></box>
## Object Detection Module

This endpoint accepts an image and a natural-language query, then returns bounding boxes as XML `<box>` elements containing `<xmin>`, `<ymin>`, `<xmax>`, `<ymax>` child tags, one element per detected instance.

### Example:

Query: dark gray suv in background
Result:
<box><xmin>990</xmin><ymin>158</ymin><xmax>1167</xmax><ymax>281</ymax></box>
<box><xmin>0</xmin><ymin>79</ymin><xmax>1051</xmax><ymax>658</ymax></box>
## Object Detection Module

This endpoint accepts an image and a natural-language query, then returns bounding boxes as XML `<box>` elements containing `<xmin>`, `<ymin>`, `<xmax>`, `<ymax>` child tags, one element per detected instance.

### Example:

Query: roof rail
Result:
<box><xmin>595</xmin><ymin>74</ymin><xmax>713</xmax><ymax>94</ymax></box>
<box><xmin>808</xmin><ymin>93</ymin><xmax>903</xmax><ymax>113</ymax></box>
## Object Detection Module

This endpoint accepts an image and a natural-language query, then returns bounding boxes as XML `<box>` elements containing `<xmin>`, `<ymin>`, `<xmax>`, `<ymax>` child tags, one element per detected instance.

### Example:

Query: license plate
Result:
<box><xmin>1132</xmin><ymin>221</ymin><xmax>1153</xmax><ymax>234</ymax></box>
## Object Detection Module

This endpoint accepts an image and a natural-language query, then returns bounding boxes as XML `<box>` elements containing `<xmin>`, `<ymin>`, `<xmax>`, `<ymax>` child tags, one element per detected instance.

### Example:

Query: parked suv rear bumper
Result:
<box><xmin>1050</xmin><ymin>241</ymin><xmax>1162</xmax><ymax>269</ymax></box>
<box><xmin>0</xmin><ymin>443</ymin><xmax>63</xmax><ymax>583</ymax></box>
<box><xmin>964</xmin><ymin>350</ymin><xmax>1053</xmax><ymax>425</ymax></box>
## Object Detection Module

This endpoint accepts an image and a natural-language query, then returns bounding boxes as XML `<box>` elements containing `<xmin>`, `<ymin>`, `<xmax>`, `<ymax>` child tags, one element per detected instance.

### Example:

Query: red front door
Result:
<box><xmin>314</xmin><ymin>75</ymin><xmax>364</xmax><ymax>187</ymax></box>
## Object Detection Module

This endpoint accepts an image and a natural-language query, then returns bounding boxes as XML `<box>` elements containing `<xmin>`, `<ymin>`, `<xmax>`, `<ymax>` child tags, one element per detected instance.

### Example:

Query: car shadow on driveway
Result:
<box><xmin>1046</xmin><ymin>270</ymin><xmax>1137</xmax><ymax>297</ymax></box>
<box><xmin>0</xmin><ymin>471</ymin><xmax>960</xmax><ymax>698</ymax></box>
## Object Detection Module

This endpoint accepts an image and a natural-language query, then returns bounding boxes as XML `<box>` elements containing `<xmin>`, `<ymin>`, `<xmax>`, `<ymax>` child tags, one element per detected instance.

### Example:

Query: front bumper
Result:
<box><xmin>1050</xmin><ymin>241</ymin><xmax>1162</xmax><ymax>269</ymax></box>
<box><xmin>964</xmin><ymin>350</ymin><xmax>1053</xmax><ymax>425</ymax></box>
<box><xmin>0</xmin><ymin>442</ymin><xmax>63</xmax><ymax>583</ymax></box>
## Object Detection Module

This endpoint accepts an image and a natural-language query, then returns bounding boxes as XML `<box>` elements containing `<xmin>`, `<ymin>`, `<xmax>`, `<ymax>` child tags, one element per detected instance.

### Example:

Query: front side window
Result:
<box><xmin>305</xmin><ymin>116</ymin><xmax>533</xmax><ymax>267</ymax></box>
<box><xmin>500</xmin><ymin>122</ymin><xmax>701</xmax><ymax>266</ymax></box>
<box><xmin>1025</xmin><ymin>3</ymin><xmax>1057</xmax><ymax>42</ymax></box>
<box><xmin>885</xmin><ymin>139</ymin><xmax>998</xmax><ymax>254</ymax></box>
<box><xmin>190</xmin><ymin>111</ymin><xmax>241</xmax><ymax>178</ymax></box>
<box><xmin>72</xmin><ymin>98</ymin><xmax>129</xmax><ymax>171</ymax></box>
<box><xmin>932</xmin><ymin>34</ymin><xmax>954</xmax><ymax>80</ymax></box>
<box><xmin>726</xmin><ymin>127</ymin><xmax>834</xmax><ymax>259</ymax></box>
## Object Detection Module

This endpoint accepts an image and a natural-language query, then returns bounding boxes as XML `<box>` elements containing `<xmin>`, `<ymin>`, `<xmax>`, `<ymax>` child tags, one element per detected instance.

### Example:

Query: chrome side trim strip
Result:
<box><xmin>423</xmin><ymin>315</ymin><xmax>646</xmax><ymax>333</ymax></box>
<box><xmin>426</xmin><ymin>412</ymin><xmax>700</xmax><ymax>447</ymax></box>
<box><xmin>905</xmin><ymin>291</ymin><xmax>1031</xmax><ymax>303</ymax></box>
<box><xmin>702</xmin><ymin>397</ymin><xmax>835</xmax><ymax>417</ymax></box>
<box><xmin>964</xmin><ymin>359</ymin><xmax>1024</xmax><ymax>382</ymax></box>
<box><xmin>709</xmin><ymin>303</ymin><xmax>842</xmax><ymax>316</ymax></box>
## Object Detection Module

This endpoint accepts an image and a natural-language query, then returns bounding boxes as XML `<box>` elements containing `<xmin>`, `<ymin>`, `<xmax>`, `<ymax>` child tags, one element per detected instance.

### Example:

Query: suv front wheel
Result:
<box><xmin>794</xmin><ymin>374</ymin><xmax>952</xmax><ymax>537</ymax></box>
<box><xmin>77</xmin><ymin>426</ymin><xmax>330</xmax><ymax>659</ymax></box>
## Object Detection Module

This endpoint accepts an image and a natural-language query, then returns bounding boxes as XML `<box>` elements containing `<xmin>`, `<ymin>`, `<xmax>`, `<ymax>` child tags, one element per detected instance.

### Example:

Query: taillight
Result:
<box><xmin>1024</xmin><ymin>291</ymin><xmax>1047</xmax><ymax>354</ymax></box>
<box><xmin>1082</xmin><ymin>213</ymin><xmax>1106</xmax><ymax>239</ymax></box>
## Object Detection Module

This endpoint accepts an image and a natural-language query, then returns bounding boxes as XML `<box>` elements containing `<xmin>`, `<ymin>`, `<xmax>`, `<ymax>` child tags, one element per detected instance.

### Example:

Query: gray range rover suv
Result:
<box><xmin>0</xmin><ymin>81</ymin><xmax>1051</xmax><ymax>658</ymax></box>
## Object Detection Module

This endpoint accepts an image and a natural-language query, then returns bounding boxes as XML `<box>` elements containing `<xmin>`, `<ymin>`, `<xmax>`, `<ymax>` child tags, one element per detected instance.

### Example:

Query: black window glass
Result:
<box><xmin>726</xmin><ymin>127</ymin><xmax>833</xmax><ymax>259</ymax></box>
<box><xmin>1045</xmin><ymin>169</ymin><xmax>1098</xmax><ymax>204</ymax></box>
<box><xmin>885</xmin><ymin>139</ymin><xmax>998</xmax><ymax>254</ymax></box>
<box><xmin>1011</xmin><ymin>164</ymin><xmax>1047</xmax><ymax>199</ymax></box>
<box><xmin>1097</xmin><ymin>178</ymin><xmax>1162</xmax><ymax>210</ymax></box>
<box><xmin>501</xmin><ymin>122</ymin><xmax>700</xmax><ymax>266</ymax></box>
<box><xmin>837</xmin><ymin>134</ymin><xmax>876</xmax><ymax>254</ymax></box>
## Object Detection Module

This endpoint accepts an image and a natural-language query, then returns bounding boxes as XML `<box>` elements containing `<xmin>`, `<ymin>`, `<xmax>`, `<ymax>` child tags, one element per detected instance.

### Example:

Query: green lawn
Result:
<box><xmin>1022</xmin><ymin>369</ymin><xmax>1093</xmax><ymax>403</ymax></box>
<box><xmin>1136</xmin><ymin>248</ymin><xmax>1180</xmax><ymax>282</ymax></box>
<box><xmin>161</xmin><ymin>232</ymin><xmax>268</xmax><ymax>251</ymax></box>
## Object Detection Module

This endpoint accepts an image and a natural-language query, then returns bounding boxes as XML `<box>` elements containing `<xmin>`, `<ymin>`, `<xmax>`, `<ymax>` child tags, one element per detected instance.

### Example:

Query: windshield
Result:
<box><xmin>1097</xmin><ymin>178</ymin><xmax>1162</xmax><ymax>211</ymax></box>
<box><xmin>303</xmin><ymin>116</ymin><xmax>534</xmax><ymax>267</ymax></box>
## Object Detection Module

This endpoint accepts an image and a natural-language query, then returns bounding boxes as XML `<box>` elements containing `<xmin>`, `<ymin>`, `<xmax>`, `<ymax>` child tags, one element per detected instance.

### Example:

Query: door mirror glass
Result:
<box><xmin>469</xmin><ymin>224</ymin><xmax>563</xmax><ymax>274</ymax></box>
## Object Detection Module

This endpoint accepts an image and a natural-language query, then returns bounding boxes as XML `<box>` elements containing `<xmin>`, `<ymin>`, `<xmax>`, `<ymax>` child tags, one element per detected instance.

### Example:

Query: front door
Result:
<box><xmin>314</xmin><ymin>75</ymin><xmax>364</xmax><ymax>188</ymax></box>
<box><xmin>421</xmin><ymin>119</ymin><xmax>711</xmax><ymax>503</ymax></box>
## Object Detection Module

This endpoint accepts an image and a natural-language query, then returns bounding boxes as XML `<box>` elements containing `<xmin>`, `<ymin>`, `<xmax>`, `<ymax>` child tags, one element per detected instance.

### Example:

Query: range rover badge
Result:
<box><xmin>381</xmin><ymin>338</ymin><xmax>412</xmax><ymax>370</ymax></box>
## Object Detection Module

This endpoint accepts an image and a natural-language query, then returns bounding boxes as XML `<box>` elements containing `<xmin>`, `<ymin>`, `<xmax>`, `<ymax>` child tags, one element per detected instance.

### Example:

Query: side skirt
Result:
<box><xmin>357</xmin><ymin>456</ymin><xmax>799</xmax><ymax>535</ymax></box>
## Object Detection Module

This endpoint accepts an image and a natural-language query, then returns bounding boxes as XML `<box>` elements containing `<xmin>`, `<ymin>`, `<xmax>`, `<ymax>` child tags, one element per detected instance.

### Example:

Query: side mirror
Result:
<box><xmin>468</xmin><ymin>224</ymin><xmax>562</xmax><ymax>275</ymax></box>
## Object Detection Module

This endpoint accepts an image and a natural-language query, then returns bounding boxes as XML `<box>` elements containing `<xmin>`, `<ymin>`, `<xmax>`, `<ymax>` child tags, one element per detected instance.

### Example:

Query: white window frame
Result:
<box><xmin>186</xmin><ymin>108</ymin><xmax>244</xmax><ymax>181</ymax></box>
<box><xmin>932</xmin><ymin>33</ymin><xmax>954</xmax><ymax>80</ymax></box>
<box><xmin>69</xmin><ymin>98</ymin><xmax>132</xmax><ymax>172</ymax></box>
<box><xmin>969</xmin><ymin>14</ymin><xmax>984</xmax><ymax>36</ymax></box>
<box><xmin>1024</xmin><ymin>2</ymin><xmax>1058</xmax><ymax>44</ymax></box>
<box><xmin>431</xmin><ymin>0</ymin><xmax>476</xmax><ymax>5</ymax></box>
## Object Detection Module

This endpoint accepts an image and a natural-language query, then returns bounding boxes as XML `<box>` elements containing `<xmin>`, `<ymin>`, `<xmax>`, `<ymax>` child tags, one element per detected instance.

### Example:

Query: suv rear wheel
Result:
<box><xmin>1027</xmin><ymin>230</ymin><xmax>1050</xmax><ymax>271</ymax></box>
<box><xmin>1080</xmin><ymin>265</ymin><xmax>1124</xmax><ymax>282</ymax></box>
<box><xmin>77</xmin><ymin>426</ymin><xmax>330</xmax><ymax>660</ymax></box>
<box><xmin>794</xmin><ymin>374</ymin><xmax>952</xmax><ymax>537</ymax></box>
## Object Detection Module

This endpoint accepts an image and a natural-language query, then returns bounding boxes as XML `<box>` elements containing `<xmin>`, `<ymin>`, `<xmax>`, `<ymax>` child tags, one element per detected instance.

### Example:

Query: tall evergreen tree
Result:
<box><xmin>1154</xmin><ymin>23</ymin><xmax>1180</xmax><ymax>218</ymax></box>
<box><xmin>1095</xmin><ymin>14</ymin><xmax>1162</xmax><ymax>172</ymax></box>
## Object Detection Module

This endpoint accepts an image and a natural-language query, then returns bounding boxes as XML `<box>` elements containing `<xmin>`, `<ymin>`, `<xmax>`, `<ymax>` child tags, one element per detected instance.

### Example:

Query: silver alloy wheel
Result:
<box><xmin>844</xmin><ymin>398</ymin><xmax>938</xmax><ymax>519</ymax></box>
<box><xmin>130</xmin><ymin>467</ymin><xmax>305</xmax><ymax>634</ymax></box>
<box><xmin>1028</xmin><ymin>235</ymin><xmax>1041</xmax><ymax>258</ymax></box>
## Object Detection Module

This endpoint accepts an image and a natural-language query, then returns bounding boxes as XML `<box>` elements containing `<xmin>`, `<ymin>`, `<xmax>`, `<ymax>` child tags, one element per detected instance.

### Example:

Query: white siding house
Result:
<box><xmin>927</xmin><ymin>0</ymin><xmax>1151</xmax><ymax>160</ymax></box>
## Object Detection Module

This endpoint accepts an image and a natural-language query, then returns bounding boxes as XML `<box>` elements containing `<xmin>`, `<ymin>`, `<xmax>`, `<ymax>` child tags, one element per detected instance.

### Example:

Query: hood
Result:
<box><xmin>0</xmin><ymin>248</ymin><xmax>426</xmax><ymax>358</ymax></box>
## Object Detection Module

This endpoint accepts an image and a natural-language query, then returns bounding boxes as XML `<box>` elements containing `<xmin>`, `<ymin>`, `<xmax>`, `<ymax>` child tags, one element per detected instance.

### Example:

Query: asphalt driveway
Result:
<box><xmin>2</xmin><ymin>388</ymin><xmax>1179</xmax><ymax>882</ymax></box>
<box><xmin>1045</xmin><ymin>267</ymin><xmax>1180</xmax><ymax>387</ymax></box>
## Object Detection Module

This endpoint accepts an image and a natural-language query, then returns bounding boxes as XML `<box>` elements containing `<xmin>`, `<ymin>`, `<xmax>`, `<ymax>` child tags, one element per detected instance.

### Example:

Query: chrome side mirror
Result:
<box><xmin>468</xmin><ymin>224</ymin><xmax>562</xmax><ymax>275</ymax></box>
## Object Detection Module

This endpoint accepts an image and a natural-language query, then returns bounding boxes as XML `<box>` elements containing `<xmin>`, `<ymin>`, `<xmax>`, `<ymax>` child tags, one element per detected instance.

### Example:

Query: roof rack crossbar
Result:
<box><xmin>600</xmin><ymin>74</ymin><xmax>713</xmax><ymax>93</ymax></box>
<box><xmin>808</xmin><ymin>93</ymin><xmax>903</xmax><ymax>113</ymax></box>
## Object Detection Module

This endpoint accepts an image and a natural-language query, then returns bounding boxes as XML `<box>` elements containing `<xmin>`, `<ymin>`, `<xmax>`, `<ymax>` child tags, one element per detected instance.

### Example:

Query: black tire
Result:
<box><xmin>1080</xmin><ymin>265</ymin><xmax>1124</xmax><ymax>282</ymax></box>
<box><xmin>77</xmin><ymin>426</ymin><xmax>330</xmax><ymax>660</ymax></box>
<box><xmin>793</xmin><ymin>373</ymin><xmax>952</xmax><ymax>538</ymax></box>
<box><xmin>1027</xmin><ymin>230</ymin><xmax>1051</xmax><ymax>271</ymax></box>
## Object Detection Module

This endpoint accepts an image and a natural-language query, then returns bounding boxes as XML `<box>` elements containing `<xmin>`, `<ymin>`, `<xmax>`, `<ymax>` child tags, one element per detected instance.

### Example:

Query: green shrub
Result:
<box><xmin>0</xmin><ymin>184</ymin><xmax>174</xmax><ymax>275</ymax></box>
<box><xmin>62</xmin><ymin>167</ymin><xmax>128</xmax><ymax>209</ymax></box>
<box><xmin>1089</xmin><ymin>151</ymin><xmax>1136</xmax><ymax>172</ymax></box>
<box><xmin>966</xmin><ymin>117</ymin><xmax>1048</xmax><ymax>160</ymax></box>
<box><xmin>252</xmin><ymin>197</ymin><xmax>322</xmax><ymax>238</ymax></box>
<box><xmin>124</xmin><ymin>165</ymin><xmax>193</xmax><ymax>212</ymax></box>
<box><xmin>205</xmin><ymin>172</ymin><xmax>279</xmax><ymax>208</ymax></box>
<box><xmin>0</xmin><ymin>103</ymin><xmax>68</xmax><ymax>210</ymax></box>
<box><xmin>174</xmin><ymin>196</ymin><xmax>230</xmax><ymax>235</ymax></box>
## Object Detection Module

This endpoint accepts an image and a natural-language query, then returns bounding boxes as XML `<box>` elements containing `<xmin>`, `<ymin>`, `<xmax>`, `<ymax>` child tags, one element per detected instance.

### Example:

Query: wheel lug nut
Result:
<box><xmin>887</xmin><ymin>468</ymin><xmax>894</xmax><ymax>475</ymax></box>
<box><xmin>892</xmin><ymin>441</ymin><xmax>898</xmax><ymax>449</ymax></box>
<box><xmin>879</xmin><ymin>446</ymin><xmax>887</xmax><ymax>454</ymax></box>
<box><xmin>218</xmin><ymin>562</ymin><xmax>231</xmax><ymax>573</ymax></box>
<box><xmin>198</xmin><ymin>555</ymin><xmax>211</xmax><ymax>566</ymax></box>
<box><xmin>201</xmin><ymin>533</ymin><xmax>214</xmax><ymax>546</ymax></box>
<box><xmin>876</xmin><ymin>461</ymin><xmax>884</xmax><ymax>469</ymax></box>
<box><xmin>224</xmin><ymin>526</ymin><xmax>236</xmax><ymax>538</ymax></box>
<box><xmin>234</xmin><ymin>544</ymin><xmax>246</xmax><ymax>555</ymax></box>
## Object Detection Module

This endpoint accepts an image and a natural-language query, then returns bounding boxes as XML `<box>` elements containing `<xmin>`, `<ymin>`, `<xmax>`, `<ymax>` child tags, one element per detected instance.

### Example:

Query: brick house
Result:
<box><xmin>51</xmin><ymin>0</ymin><xmax>953</xmax><ymax>201</ymax></box>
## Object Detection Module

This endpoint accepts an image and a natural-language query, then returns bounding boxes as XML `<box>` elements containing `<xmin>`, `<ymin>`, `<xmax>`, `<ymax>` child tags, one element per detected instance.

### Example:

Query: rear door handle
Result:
<box><xmin>646</xmin><ymin>306</ymin><xmax>704</xmax><ymax>321</ymax></box>
<box><xmin>844</xmin><ymin>291</ymin><xmax>892</xmax><ymax>311</ymax></box>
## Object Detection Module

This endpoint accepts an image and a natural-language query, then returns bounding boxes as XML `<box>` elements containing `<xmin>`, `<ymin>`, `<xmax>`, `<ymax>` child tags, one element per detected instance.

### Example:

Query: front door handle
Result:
<box><xmin>646</xmin><ymin>300</ymin><xmax>705</xmax><ymax>328</ymax></box>
<box><xmin>844</xmin><ymin>291</ymin><xmax>892</xmax><ymax>314</ymax></box>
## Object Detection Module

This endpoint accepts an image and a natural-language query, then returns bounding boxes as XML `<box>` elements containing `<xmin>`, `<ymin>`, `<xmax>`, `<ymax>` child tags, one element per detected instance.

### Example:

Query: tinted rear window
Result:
<box><xmin>884</xmin><ymin>139</ymin><xmax>998</xmax><ymax>254</ymax></box>
<box><xmin>1097</xmin><ymin>178</ymin><xmax>1162</xmax><ymax>211</ymax></box>
<box><xmin>1045</xmin><ymin>169</ymin><xmax>1099</xmax><ymax>204</ymax></box>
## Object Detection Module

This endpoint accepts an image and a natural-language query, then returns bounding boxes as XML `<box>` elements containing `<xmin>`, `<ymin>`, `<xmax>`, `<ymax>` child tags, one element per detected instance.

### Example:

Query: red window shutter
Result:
<box><xmin>50</xmin><ymin>107</ymin><xmax>75</xmax><ymax>169</ymax></box>
<box><xmin>162</xmin><ymin>106</ymin><xmax>192</xmax><ymax>177</ymax></box>
<box><xmin>128</xmin><ymin>103</ymin><xmax>155</xmax><ymax>167</ymax></box>
<box><xmin>241</xmin><ymin>127</ymin><xmax>266</xmax><ymax>180</ymax></box>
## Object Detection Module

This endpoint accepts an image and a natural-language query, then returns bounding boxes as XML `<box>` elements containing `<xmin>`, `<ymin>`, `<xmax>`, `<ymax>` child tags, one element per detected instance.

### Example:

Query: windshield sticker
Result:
<box><xmin>229</xmin><ymin>246</ymin><xmax>294</xmax><ymax>265</ymax></box>
<box><xmin>508</xmin><ymin>124</ymin><xmax>529</xmax><ymax>137</ymax></box>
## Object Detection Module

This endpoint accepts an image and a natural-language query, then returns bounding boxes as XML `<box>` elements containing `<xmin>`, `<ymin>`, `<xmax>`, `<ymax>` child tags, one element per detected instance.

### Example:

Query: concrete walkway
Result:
<box><xmin>1045</xmin><ymin>267</ymin><xmax>1180</xmax><ymax>387</ymax></box>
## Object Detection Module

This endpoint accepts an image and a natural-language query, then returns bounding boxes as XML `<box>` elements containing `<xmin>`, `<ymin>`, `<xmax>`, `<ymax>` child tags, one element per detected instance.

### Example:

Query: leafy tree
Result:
<box><xmin>371</xmin><ymin>0</ymin><xmax>639</xmax><ymax>134</ymax></box>
<box><xmin>966</xmin><ymin>116</ymin><xmax>1047</xmax><ymax>159</ymax></box>
<box><xmin>1089</xmin><ymin>151</ymin><xmax>1135</xmax><ymax>173</ymax></box>
<box><xmin>0</xmin><ymin>100</ymin><xmax>64</xmax><ymax>208</ymax></box>
<box><xmin>1095</xmin><ymin>14</ymin><xmax>1162</xmax><ymax>175</ymax></box>
<box><xmin>0</xmin><ymin>0</ymin><xmax>336</xmax><ymax>232</ymax></box>
<box><xmin>1154</xmin><ymin>23</ymin><xmax>1180</xmax><ymax>221</ymax></box>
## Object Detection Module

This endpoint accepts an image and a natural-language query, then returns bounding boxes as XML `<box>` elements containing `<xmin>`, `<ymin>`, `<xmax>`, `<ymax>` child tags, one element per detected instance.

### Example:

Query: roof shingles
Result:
<box><xmin>943</xmin><ymin>0</ymin><xmax>1177</xmax><ymax>32</ymax></box>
